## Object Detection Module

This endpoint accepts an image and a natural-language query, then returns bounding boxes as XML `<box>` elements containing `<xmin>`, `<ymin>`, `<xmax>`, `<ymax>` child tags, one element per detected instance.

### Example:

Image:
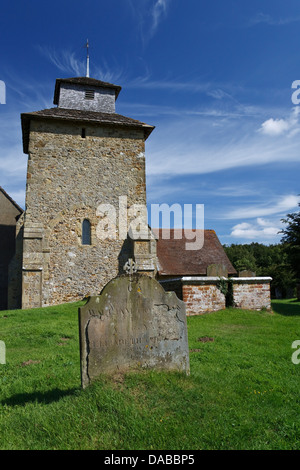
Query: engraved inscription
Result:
<box><xmin>90</xmin><ymin>336</ymin><xmax>159</xmax><ymax>348</ymax></box>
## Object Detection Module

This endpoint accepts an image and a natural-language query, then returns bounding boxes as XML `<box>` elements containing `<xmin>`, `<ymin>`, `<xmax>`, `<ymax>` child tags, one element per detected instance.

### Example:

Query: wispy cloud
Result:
<box><xmin>37</xmin><ymin>45</ymin><xmax>125</xmax><ymax>83</ymax></box>
<box><xmin>249</xmin><ymin>12</ymin><xmax>300</xmax><ymax>27</ymax></box>
<box><xmin>146</xmin><ymin>112</ymin><xmax>300</xmax><ymax>178</ymax></box>
<box><xmin>37</xmin><ymin>45</ymin><xmax>86</xmax><ymax>76</ymax></box>
<box><xmin>225</xmin><ymin>195</ymin><xmax>299</xmax><ymax>220</ymax></box>
<box><xmin>226</xmin><ymin>194</ymin><xmax>299</xmax><ymax>243</ymax></box>
<box><xmin>0</xmin><ymin>72</ymin><xmax>53</xmax><ymax>208</ymax></box>
<box><xmin>128</xmin><ymin>0</ymin><xmax>173</xmax><ymax>44</ymax></box>
<box><xmin>0</xmin><ymin>109</ymin><xmax>27</xmax><ymax>207</ymax></box>
<box><xmin>125</xmin><ymin>75</ymin><xmax>282</xmax><ymax>120</ymax></box>
<box><xmin>127</xmin><ymin>76</ymin><xmax>211</xmax><ymax>93</ymax></box>
<box><xmin>151</xmin><ymin>0</ymin><xmax>172</xmax><ymax>36</ymax></box>
<box><xmin>0</xmin><ymin>143</ymin><xmax>27</xmax><ymax>208</ymax></box>
<box><xmin>0</xmin><ymin>145</ymin><xmax>26</xmax><ymax>180</ymax></box>
<box><xmin>126</xmin><ymin>75</ymin><xmax>300</xmax><ymax>180</ymax></box>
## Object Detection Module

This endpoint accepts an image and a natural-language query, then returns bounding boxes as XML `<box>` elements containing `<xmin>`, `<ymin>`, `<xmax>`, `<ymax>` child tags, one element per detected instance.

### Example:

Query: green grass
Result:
<box><xmin>0</xmin><ymin>299</ymin><xmax>300</xmax><ymax>450</ymax></box>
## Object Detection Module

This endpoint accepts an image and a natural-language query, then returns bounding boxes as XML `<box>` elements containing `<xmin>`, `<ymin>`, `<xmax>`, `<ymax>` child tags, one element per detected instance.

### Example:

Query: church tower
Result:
<box><xmin>16</xmin><ymin>76</ymin><xmax>155</xmax><ymax>309</ymax></box>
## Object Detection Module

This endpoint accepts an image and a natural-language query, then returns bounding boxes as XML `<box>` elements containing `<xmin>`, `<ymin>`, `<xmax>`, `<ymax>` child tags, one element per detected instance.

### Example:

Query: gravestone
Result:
<box><xmin>238</xmin><ymin>270</ymin><xmax>256</xmax><ymax>277</ymax></box>
<box><xmin>206</xmin><ymin>263</ymin><xmax>228</xmax><ymax>277</ymax></box>
<box><xmin>79</xmin><ymin>273</ymin><xmax>190</xmax><ymax>388</ymax></box>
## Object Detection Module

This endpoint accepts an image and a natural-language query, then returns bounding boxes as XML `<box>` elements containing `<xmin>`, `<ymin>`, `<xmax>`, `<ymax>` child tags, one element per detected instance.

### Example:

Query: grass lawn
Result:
<box><xmin>0</xmin><ymin>298</ymin><xmax>300</xmax><ymax>450</ymax></box>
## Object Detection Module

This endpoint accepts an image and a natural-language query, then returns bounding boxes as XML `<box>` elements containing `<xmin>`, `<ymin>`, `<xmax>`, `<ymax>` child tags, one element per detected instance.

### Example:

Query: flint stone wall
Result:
<box><xmin>79</xmin><ymin>274</ymin><xmax>190</xmax><ymax>388</ymax></box>
<box><xmin>20</xmin><ymin>119</ymin><xmax>147</xmax><ymax>308</ymax></box>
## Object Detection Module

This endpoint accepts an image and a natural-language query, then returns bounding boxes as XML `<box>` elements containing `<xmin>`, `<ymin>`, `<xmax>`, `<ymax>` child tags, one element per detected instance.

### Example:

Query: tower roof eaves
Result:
<box><xmin>21</xmin><ymin>108</ymin><xmax>155</xmax><ymax>154</ymax></box>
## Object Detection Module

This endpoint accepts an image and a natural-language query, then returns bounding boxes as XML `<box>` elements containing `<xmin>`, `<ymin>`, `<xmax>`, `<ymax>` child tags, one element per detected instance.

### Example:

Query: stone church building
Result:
<box><xmin>0</xmin><ymin>187</ymin><xmax>23</xmax><ymax>310</ymax></box>
<box><xmin>1</xmin><ymin>76</ymin><xmax>272</xmax><ymax>314</ymax></box>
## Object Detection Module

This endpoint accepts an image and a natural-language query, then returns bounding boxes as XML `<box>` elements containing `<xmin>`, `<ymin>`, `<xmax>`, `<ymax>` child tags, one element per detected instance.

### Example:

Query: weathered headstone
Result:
<box><xmin>238</xmin><ymin>270</ymin><xmax>256</xmax><ymax>277</ymax></box>
<box><xmin>206</xmin><ymin>264</ymin><xmax>228</xmax><ymax>277</ymax></box>
<box><xmin>79</xmin><ymin>274</ymin><xmax>190</xmax><ymax>388</ymax></box>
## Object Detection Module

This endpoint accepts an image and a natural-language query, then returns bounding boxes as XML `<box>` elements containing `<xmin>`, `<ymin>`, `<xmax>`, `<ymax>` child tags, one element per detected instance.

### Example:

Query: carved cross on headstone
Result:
<box><xmin>123</xmin><ymin>258</ymin><xmax>137</xmax><ymax>291</ymax></box>
<box><xmin>123</xmin><ymin>258</ymin><xmax>137</xmax><ymax>275</ymax></box>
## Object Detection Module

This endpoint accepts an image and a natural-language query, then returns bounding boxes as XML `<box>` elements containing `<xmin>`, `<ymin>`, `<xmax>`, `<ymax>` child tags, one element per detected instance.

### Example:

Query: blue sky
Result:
<box><xmin>0</xmin><ymin>0</ymin><xmax>300</xmax><ymax>245</ymax></box>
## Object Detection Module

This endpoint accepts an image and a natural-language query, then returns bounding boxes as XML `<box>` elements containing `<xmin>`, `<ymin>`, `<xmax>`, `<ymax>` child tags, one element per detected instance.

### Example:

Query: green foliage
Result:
<box><xmin>216</xmin><ymin>277</ymin><xmax>234</xmax><ymax>307</ymax></box>
<box><xmin>281</xmin><ymin>202</ymin><xmax>300</xmax><ymax>281</ymax></box>
<box><xmin>1</xmin><ymin>301</ymin><xmax>300</xmax><ymax>450</ymax></box>
<box><xmin>224</xmin><ymin>242</ymin><xmax>296</xmax><ymax>298</ymax></box>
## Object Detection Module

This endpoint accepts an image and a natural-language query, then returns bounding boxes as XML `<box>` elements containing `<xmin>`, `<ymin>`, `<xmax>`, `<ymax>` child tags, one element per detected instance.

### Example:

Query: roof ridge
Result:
<box><xmin>155</xmin><ymin>229</ymin><xmax>237</xmax><ymax>276</ymax></box>
<box><xmin>21</xmin><ymin>107</ymin><xmax>153</xmax><ymax>124</ymax></box>
<box><xmin>23</xmin><ymin>107</ymin><xmax>151</xmax><ymax>124</ymax></box>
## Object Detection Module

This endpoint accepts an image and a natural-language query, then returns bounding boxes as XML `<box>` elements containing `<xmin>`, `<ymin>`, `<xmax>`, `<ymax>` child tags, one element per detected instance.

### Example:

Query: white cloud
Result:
<box><xmin>225</xmin><ymin>195</ymin><xmax>299</xmax><ymax>220</ymax></box>
<box><xmin>230</xmin><ymin>217</ymin><xmax>283</xmax><ymax>242</ymax></box>
<box><xmin>260</xmin><ymin>118</ymin><xmax>290</xmax><ymax>136</ymax></box>
<box><xmin>259</xmin><ymin>107</ymin><xmax>300</xmax><ymax>136</ymax></box>
<box><xmin>256</xmin><ymin>217</ymin><xmax>270</xmax><ymax>227</ymax></box>
<box><xmin>232</xmin><ymin>222</ymin><xmax>252</xmax><ymax>231</ymax></box>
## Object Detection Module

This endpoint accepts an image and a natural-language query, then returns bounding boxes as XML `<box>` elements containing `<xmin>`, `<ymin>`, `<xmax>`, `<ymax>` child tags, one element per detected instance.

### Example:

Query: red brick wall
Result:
<box><xmin>182</xmin><ymin>283</ymin><xmax>226</xmax><ymax>315</ymax></box>
<box><xmin>232</xmin><ymin>280</ymin><xmax>271</xmax><ymax>310</ymax></box>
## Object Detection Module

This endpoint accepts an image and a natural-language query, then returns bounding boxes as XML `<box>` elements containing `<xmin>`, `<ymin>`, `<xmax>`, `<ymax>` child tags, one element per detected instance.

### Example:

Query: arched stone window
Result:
<box><xmin>82</xmin><ymin>219</ymin><xmax>91</xmax><ymax>245</ymax></box>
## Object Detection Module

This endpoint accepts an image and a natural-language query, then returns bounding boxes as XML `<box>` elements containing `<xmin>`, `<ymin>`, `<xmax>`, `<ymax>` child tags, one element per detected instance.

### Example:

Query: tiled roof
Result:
<box><xmin>21</xmin><ymin>107</ymin><xmax>155</xmax><ymax>153</ymax></box>
<box><xmin>0</xmin><ymin>186</ymin><xmax>23</xmax><ymax>213</ymax></box>
<box><xmin>53</xmin><ymin>77</ymin><xmax>122</xmax><ymax>104</ymax></box>
<box><xmin>153</xmin><ymin>229</ymin><xmax>236</xmax><ymax>276</ymax></box>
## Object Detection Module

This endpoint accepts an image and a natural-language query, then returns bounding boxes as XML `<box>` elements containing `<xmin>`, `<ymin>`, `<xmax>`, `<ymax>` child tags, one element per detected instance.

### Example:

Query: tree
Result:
<box><xmin>281</xmin><ymin>202</ymin><xmax>300</xmax><ymax>281</ymax></box>
<box><xmin>223</xmin><ymin>242</ymin><xmax>296</xmax><ymax>298</ymax></box>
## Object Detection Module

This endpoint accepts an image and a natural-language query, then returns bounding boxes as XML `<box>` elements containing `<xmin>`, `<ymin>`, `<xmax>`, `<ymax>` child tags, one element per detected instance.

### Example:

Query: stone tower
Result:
<box><xmin>14</xmin><ymin>77</ymin><xmax>155</xmax><ymax>309</ymax></box>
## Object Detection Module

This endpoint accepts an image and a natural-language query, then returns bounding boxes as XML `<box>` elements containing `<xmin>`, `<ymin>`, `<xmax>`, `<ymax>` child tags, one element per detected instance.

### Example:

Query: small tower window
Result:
<box><xmin>84</xmin><ymin>89</ymin><xmax>95</xmax><ymax>100</ymax></box>
<box><xmin>82</xmin><ymin>219</ymin><xmax>91</xmax><ymax>245</ymax></box>
<box><xmin>81</xmin><ymin>128</ymin><xmax>86</xmax><ymax>138</ymax></box>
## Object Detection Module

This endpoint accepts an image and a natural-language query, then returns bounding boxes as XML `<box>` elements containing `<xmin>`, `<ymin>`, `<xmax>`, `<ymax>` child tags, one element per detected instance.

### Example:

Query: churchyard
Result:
<box><xmin>0</xmin><ymin>297</ymin><xmax>299</xmax><ymax>450</ymax></box>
